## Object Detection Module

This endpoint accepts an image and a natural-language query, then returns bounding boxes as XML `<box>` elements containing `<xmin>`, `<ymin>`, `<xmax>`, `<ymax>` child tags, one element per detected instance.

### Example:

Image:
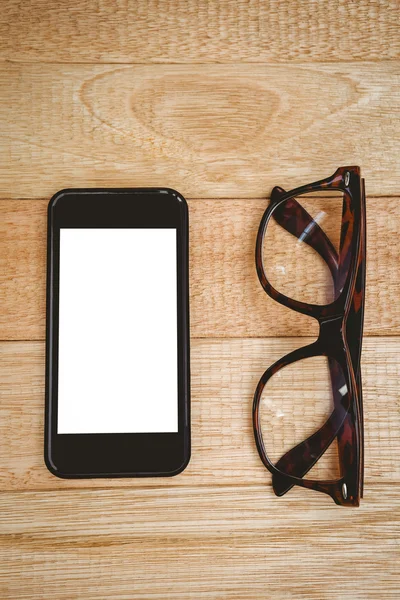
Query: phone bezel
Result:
<box><xmin>45</xmin><ymin>188</ymin><xmax>190</xmax><ymax>478</ymax></box>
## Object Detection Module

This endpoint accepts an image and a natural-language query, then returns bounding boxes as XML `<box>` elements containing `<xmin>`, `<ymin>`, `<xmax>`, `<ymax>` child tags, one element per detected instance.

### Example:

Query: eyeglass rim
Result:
<box><xmin>255</xmin><ymin>165</ymin><xmax>363</xmax><ymax>321</ymax></box>
<box><xmin>252</xmin><ymin>340</ymin><xmax>362</xmax><ymax>506</ymax></box>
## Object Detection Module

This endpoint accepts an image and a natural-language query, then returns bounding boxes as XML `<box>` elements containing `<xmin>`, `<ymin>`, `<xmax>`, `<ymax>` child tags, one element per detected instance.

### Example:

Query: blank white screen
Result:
<box><xmin>57</xmin><ymin>228</ymin><xmax>178</xmax><ymax>434</ymax></box>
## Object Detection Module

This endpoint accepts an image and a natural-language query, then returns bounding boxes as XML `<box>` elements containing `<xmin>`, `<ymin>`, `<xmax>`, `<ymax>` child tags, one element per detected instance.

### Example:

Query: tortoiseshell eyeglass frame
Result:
<box><xmin>253</xmin><ymin>166</ymin><xmax>366</xmax><ymax>506</ymax></box>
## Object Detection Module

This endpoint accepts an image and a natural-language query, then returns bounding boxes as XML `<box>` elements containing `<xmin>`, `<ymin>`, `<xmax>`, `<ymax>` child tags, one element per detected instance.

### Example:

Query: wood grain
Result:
<box><xmin>1</xmin><ymin>338</ymin><xmax>398</xmax><ymax>492</ymax></box>
<box><xmin>2</xmin><ymin>3</ymin><xmax>400</xmax><ymax>596</ymax></box>
<box><xmin>0</xmin><ymin>485</ymin><xmax>399</xmax><ymax>599</ymax></box>
<box><xmin>1</xmin><ymin>63</ymin><xmax>400</xmax><ymax>198</ymax></box>
<box><xmin>1</xmin><ymin>0</ymin><xmax>399</xmax><ymax>64</ymax></box>
<box><xmin>1</xmin><ymin>198</ymin><xmax>399</xmax><ymax>340</ymax></box>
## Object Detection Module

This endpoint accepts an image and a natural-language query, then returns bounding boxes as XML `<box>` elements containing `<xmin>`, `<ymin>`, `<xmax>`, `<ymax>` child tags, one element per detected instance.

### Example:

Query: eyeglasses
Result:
<box><xmin>253</xmin><ymin>167</ymin><xmax>365</xmax><ymax>506</ymax></box>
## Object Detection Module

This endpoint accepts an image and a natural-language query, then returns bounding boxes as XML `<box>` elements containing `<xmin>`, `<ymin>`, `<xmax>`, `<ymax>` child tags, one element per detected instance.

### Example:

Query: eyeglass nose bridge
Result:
<box><xmin>318</xmin><ymin>315</ymin><xmax>343</xmax><ymax>348</ymax></box>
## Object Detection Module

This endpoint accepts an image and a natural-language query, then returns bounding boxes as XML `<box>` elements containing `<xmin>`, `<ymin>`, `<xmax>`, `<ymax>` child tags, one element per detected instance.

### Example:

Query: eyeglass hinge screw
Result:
<box><xmin>344</xmin><ymin>172</ymin><xmax>350</xmax><ymax>186</ymax></box>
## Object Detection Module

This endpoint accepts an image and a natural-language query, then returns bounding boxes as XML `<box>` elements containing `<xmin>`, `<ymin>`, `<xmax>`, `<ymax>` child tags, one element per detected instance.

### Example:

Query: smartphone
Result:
<box><xmin>45</xmin><ymin>188</ymin><xmax>190</xmax><ymax>478</ymax></box>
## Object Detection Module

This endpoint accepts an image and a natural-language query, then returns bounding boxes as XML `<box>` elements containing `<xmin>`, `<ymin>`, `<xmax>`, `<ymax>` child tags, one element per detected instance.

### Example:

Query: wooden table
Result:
<box><xmin>1</xmin><ymin>2</ymin><xmax>399</xmax><ymax>598</ymax></box>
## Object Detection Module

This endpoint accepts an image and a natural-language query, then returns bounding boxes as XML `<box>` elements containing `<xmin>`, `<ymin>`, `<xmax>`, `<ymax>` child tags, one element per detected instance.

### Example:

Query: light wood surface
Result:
<box><xmin>1</xmin><ymin>0</ymin><xmax>399</xmax><ymax>63</ymax></box>
<box><xmin>1</xmin><ymin>2</ymin><xmax>399</xmax><ymax>598</ymax></box>
<box><xmin>1</xmin><ymin>198</ymin><xmax>400</xmax><ymax>339</ymax></box>
<box><xmin>1</xmin><ymin>63</ymin><xmax>400</xmax><ymax>198</ymax></box>
<box><xmin>1</xmin><ymin>486</ymin><xmax>399</xmax><ymax>599</ymax></box>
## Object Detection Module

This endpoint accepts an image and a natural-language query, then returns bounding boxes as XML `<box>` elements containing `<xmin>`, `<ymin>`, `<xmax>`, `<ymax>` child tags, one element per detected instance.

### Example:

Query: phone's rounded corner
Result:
<box><xmin>48</xmin><ymin>189</ymin><xmax>70</xmax><ymax>210</ymax></box>
<box><xmin>163</xmin><ymin>188</ymin><xmax>188</xmax><ymax>207</ymax></box>
<box><xmin>167</xmin><ymin>448</ymin><xmax>191</xmax><ymax>477</ymax></box>
<box><xmin>44</xmin><ymin>450</ymin><xmax>69</xmax><ymax>479</ymax></box>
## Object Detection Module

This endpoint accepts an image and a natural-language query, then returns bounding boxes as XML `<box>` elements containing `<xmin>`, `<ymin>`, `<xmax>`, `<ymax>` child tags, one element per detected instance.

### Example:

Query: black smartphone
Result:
<box><xmin>45</xmin><ymin>188</ymin><xmax>190</xmax><ymax>478</ymax></box>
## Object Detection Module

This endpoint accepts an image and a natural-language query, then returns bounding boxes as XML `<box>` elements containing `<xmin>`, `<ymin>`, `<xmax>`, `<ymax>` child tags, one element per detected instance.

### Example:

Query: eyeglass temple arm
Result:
<box><xmin>270</xmin><ymin>186</ymin><xmax>339</xmax><ymax>277</ymax></box>
<box><xmin>269</xmin><ymin>187</ymin><xmax>349</xmax><ymax>495</ymax></box>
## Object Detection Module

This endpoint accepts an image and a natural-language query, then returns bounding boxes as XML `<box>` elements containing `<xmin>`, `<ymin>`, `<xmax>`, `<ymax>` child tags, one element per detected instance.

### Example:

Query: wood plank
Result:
<box><xmin>0</xmin><ymin>338</ymin><xmax>398</xmax><ymax>491</ymax></box>
<box><xmin>0</xmin><ymin>485</ymin><xmax>398</xmax><ymax>599</ymax></box>
<box><xmin>1</xmin><ymin>0</ymin><xmax>399</xmax><ymax>64</ymax></box>
<box><xmin>1</xmin><ymin>198</ymin><xmax>399</xmax><ymax>340</ymax></box>
<box><xmin>1</xmin><ymin>63</ymin><xmax>400</xmax><ymax>198</ymax></box>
